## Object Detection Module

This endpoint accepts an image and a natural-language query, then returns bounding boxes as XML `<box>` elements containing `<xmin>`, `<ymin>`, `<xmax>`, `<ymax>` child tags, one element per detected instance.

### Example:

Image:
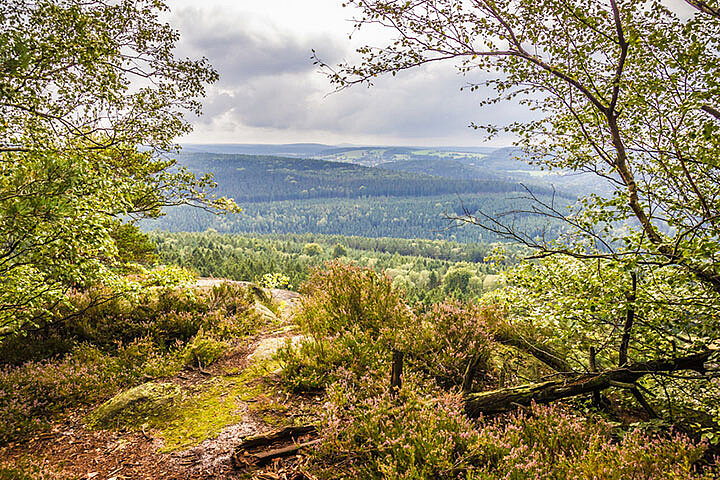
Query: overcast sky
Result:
<box><xmin>166</xmin><ymin>0</ymin><xmax>519</xmax><ymax>147</ymax></box>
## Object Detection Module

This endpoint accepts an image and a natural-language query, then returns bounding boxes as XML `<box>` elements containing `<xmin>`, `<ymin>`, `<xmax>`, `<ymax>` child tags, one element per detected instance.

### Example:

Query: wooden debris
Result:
<box><xmin>232</xmin><ymin>425</ymin><xmax>319</xmax><ymax>468</ymax></box>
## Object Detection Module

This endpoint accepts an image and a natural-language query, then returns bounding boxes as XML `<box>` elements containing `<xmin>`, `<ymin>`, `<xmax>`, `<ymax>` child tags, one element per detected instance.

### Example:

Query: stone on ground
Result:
<box><xmin>87</xmin><ymin>382</ymin><xmax>181</xmax><ymax>429</ymax></box>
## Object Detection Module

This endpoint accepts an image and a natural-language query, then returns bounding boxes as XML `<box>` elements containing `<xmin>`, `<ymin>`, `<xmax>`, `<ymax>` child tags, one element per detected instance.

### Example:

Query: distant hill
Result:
<box><xmin>144</xmin><ymin>149</ymin><xmax>577</xmax><ymax>242</ymax></box>
<box><xmin>312</xmin><ymin>146</ymin><xmax>493</xmax><ymax>168</ymax></box>
<box><xmin>181</xmin><ymin>143</ymin><xmax>333</xmax><ymax>157</ymax></box>
<box><xmin>178</xmin><ymin>143</ymin><xmax>603</xmax><ymax>195</ymax></box>
<box><xmin>377</xmin><ymin>157</ymin><xmax>502</xmax><ymax>180</ymax></box>
<box><xmin>175</xmin><ymin>152</ymin><xmax>533</xmax><ymax>203</ymax></box>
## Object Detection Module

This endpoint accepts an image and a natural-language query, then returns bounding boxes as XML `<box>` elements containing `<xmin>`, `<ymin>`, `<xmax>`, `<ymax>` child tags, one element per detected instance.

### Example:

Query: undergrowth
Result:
<box><xmin>276</xmin><ymin>261</ymin><xmax>717</xmax><ymax>479</ymax></box>
<box><xmin>0</xmin><ymin>281</ymin><xmax>273</xmax><ymax>445</ymax></box>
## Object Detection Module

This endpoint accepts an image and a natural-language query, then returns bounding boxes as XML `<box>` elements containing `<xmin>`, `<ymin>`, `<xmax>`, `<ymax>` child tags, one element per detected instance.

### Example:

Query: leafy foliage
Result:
<box><xmin>0</xmin><ymin>0</ymin><xmax>235</xmax><ymax>333</ymax></box>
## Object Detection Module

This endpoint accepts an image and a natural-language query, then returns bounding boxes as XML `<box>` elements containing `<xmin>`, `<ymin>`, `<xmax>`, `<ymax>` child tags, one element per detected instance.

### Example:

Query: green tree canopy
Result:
<box><xmin>0</xmin><ymin>0</ymin><xmax>234</xmax><ymax>333</ymax></box>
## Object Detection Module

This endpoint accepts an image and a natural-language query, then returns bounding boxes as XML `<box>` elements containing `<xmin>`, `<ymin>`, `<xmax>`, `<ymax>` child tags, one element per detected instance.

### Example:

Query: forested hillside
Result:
<box><xmin>148</xmin><ymin>193</ymin><xmax>567</xmax><ymax>243</ymax></box>
<box><xmin>144</xmin><ymin>151</ymin><xmax>573</xmax><ymax>241</ymax></box>
<box><xmin>174</xmin><ymin>152</ymin><xmax>527</xmax><ymax>202</ymax></box>
<box><xmin>176</xmin><ymin>145</ymin><xmax>604</xmax><ymax>197</ymax></box>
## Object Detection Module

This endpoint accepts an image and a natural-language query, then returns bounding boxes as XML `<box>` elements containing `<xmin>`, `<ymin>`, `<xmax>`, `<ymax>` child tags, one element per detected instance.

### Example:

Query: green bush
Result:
<box><xmin>0</xmin><ymin>345</ymin><xmax>131</xmax><ymax>443</ymax></box>
<box><xmin>303</xmin><ymin>242</ymin><xmax>324</xmax><ymax>256</ymax></box>
<box><xmin>181</xmin><ymin>330</ymin><xmax>228</xmax><ymax>368</ymax></box>
<box><xmin>278</xmin><ymin>261</ymin><xmax>411</xmax><ymax>391</ymax></box>
<box><xmin>402</xmin><ymin>301</ymin><xmax>496</xmax><ymax>391</ymax></box>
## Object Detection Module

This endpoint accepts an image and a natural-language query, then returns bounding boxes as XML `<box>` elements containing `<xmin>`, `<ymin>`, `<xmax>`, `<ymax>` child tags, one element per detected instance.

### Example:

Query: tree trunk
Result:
<box><xmin>464</xmin><ymin>350</ymin><xmax>713</xmax><ymax>417</ymax></box>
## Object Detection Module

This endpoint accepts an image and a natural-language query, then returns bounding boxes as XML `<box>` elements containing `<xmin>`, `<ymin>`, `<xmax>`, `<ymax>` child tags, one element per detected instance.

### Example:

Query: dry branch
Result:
<box><xmin>232</xmin><ymin>426</ymin><xmax>319</xmax><ymax>468</ymax></box>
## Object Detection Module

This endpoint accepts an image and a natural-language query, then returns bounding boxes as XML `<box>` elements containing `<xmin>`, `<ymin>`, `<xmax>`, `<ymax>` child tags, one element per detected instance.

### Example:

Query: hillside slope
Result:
<box><xmin>176</xmin><ymin>152</ymin><xmax>524</xmax><ymax>203</ymax></box>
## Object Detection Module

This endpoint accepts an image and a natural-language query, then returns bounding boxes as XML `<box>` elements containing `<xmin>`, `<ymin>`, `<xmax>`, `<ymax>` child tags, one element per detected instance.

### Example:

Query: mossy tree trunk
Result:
<box><xmin>463</xmin><ymin>350</ymin><xmax>714</xmax><ymax>417</ymax></box>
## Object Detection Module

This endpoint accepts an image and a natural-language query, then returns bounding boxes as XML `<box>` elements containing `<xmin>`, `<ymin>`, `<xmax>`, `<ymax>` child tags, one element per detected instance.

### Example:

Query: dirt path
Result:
<box><xmin>1</xmin><ymin>281</ymin><xmax>313</xmax><ymax>480</ymax></box>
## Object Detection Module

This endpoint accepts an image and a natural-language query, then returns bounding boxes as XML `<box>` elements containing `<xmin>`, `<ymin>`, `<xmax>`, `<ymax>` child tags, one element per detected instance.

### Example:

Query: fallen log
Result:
<box><xmin>232</xmin><ymin>425</ymin><xmax>319</xmax><ymax>468</ymax></box>
<box><xmin>464</xmin><ymin>350</ymin><xmax>714</xmax><ymax>417</ymax></box>
<box><xmin>241</xmin><ymin>439</ymin><xmax>322</xmax><ymax>467</ymax></box>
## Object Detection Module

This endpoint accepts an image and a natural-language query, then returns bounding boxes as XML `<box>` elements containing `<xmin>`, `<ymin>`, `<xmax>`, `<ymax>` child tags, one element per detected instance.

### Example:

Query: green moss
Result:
<box><xmin>83</xmin><ymin>326</ymin><xmax>295</xmax><ymax>453</ymax></box>
<box><xmin>156</xmin><ymin>376</ymin><xmax>262</xmax><ymax>452</ymax></box>
<box><xmin>86</xmin><ymin>382</ymin><xmax>181</xmax><ymax>430</ymax></box>
<box><xmin>152</xmin><ymin>350</ymin><xmax>286</xmax><ymax>452</ymax></box>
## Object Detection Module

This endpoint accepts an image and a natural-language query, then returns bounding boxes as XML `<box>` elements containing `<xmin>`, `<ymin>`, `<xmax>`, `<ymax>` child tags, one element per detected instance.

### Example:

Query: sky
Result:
<box><xmin>166</xmin><ymin>0</ymin><xmax>519</xmax><ymax>147</ymax></box>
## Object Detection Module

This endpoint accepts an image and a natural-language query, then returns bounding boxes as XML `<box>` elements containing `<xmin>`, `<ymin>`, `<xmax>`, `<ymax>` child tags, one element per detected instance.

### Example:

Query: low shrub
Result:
<box><xmin>278</xmin><ymin>261</ymin><xmax>411</xmax><ymax>391</ymax></box>
<box><xmin>316</xmin><ymin>375</ymin><xmax>482</xmax><ymax>479</ymax></box>
<box><xmin>315</xmin><ymin>382</ymin><xmax>714</xmax><ymax>480</ymax></box>
<box><xmin>0</xmin><ymin>339</ymin><xmax>185</xmax><ymax>443</ymax></box>
<box><xmin>0</xmin><ymin>281</ymin><xmax>263</xmax><ymax>365</ymax></box>
<box><xmin>402</xmin><ymin>301</ymin><xmax>496</xmax><ymax>391</ymax></box>
<box><xmin>296</xmin><ymin>260</ymin><xmax>411</xmax><ymax>337</ymax></box>
<box><xmin>0</xmin><ymin>346</ymin><xmax>126</xmax><ymax>443</ymax></box>
<box><xmin>279</xmin><ymin>265</ymin><xmax>498</xmax><ymax>393</ymax></box>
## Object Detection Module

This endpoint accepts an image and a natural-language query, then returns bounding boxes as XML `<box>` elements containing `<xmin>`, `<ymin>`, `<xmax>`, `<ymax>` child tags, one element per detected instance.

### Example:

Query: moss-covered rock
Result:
<box><xmin>87</xmin><ymin>382</ymin><xmax>181</xmax><ymax>429</ymax></box>
<box><xmin>251</xmin><ymin>302</ymin><xmax>277</xmax><ymax>322</ymax></box>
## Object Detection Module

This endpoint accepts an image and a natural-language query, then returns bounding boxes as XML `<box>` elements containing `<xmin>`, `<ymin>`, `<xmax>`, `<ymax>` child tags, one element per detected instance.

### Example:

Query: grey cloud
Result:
<box><xmin>219</xmin><ymin>66</ymin><xmax>529</xmax><ymax>140</ymax></box>
<box><xmin>173</xmin><ymin>8</ymin><xmax>343</xmax><ymax>84</ymax></box>
<box><xmin>173</xmin><ymin>6</ymin><xmax>529</xmax><ymax>145</ymax></box>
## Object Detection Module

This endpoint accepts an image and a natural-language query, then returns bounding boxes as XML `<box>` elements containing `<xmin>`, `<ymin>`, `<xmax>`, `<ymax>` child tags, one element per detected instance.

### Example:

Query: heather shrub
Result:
<box><xmin>64</xmin><ymin>283</ymin><xmax>256</xmax><ymax>349</ymax></box>
<box><xmin>278</xmin><ymin>331</ymin><xmax>389</xmax><ymax>392</ymax></box>
<box><xmin>0</xmin><ymin>282</ymin><xmax>262</xmax><ymax>365</ymax></box>
<box><xmin>0</xmin><ymin>346</ymin><xmax>127</xmax><ymax>443</ymax></box>
<box><xmin>473</xmin><ymin>403</ymin><xmax>713</xmax><ymax>479</ymax></box>
<box><xmin>115</xmin><ymin>336</ymin><xmax>183</xmax><ymax>378</ymax></box>
<box><xmin>181</xmin><ymin>329</ymin><xmax>228</xmax><ymax>368</ymax></box>
<box><xmin>296</xmin><ymin>260</ymin><xmax>411</xmax><ymax>337</ymax></box>
<box><xmin>0</xmin><ymin>340</ymin><xmax>185</xmax><ymax>443</ymax></box>
<box><xmin>313</xmin><ymin>384</ymin><xmax>715</xmax><ymax>480</ymax></box>
<box><xmin>277</xmin><ymin>261</ymin><xmax>411</xmax><ymax>391</ymax></box>
<box><xmin>315</xmin><ymin>374</ymin><xmax>484</xmax><ymax>479</ymax></box>
<box><xmin>402</xmin><ymin>301</ymin><xmax>496</xmax><ymax>391</ymax></box>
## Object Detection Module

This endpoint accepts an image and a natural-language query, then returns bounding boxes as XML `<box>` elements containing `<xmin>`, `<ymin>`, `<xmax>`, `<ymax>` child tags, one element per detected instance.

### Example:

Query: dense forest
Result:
<box><xmin>149</xmin><ymin>193</ymin><xmax>568</xmax><ymax>243</ymax></box>
<box><xmin>152</xmin><ymin>231</ymin><xmax>513</xmax><ymax>303</ymax></box>
<box><xmin>174</xmin><ymin>152</ymin><xmax>535</xmax><ymax>202</ymax></box>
